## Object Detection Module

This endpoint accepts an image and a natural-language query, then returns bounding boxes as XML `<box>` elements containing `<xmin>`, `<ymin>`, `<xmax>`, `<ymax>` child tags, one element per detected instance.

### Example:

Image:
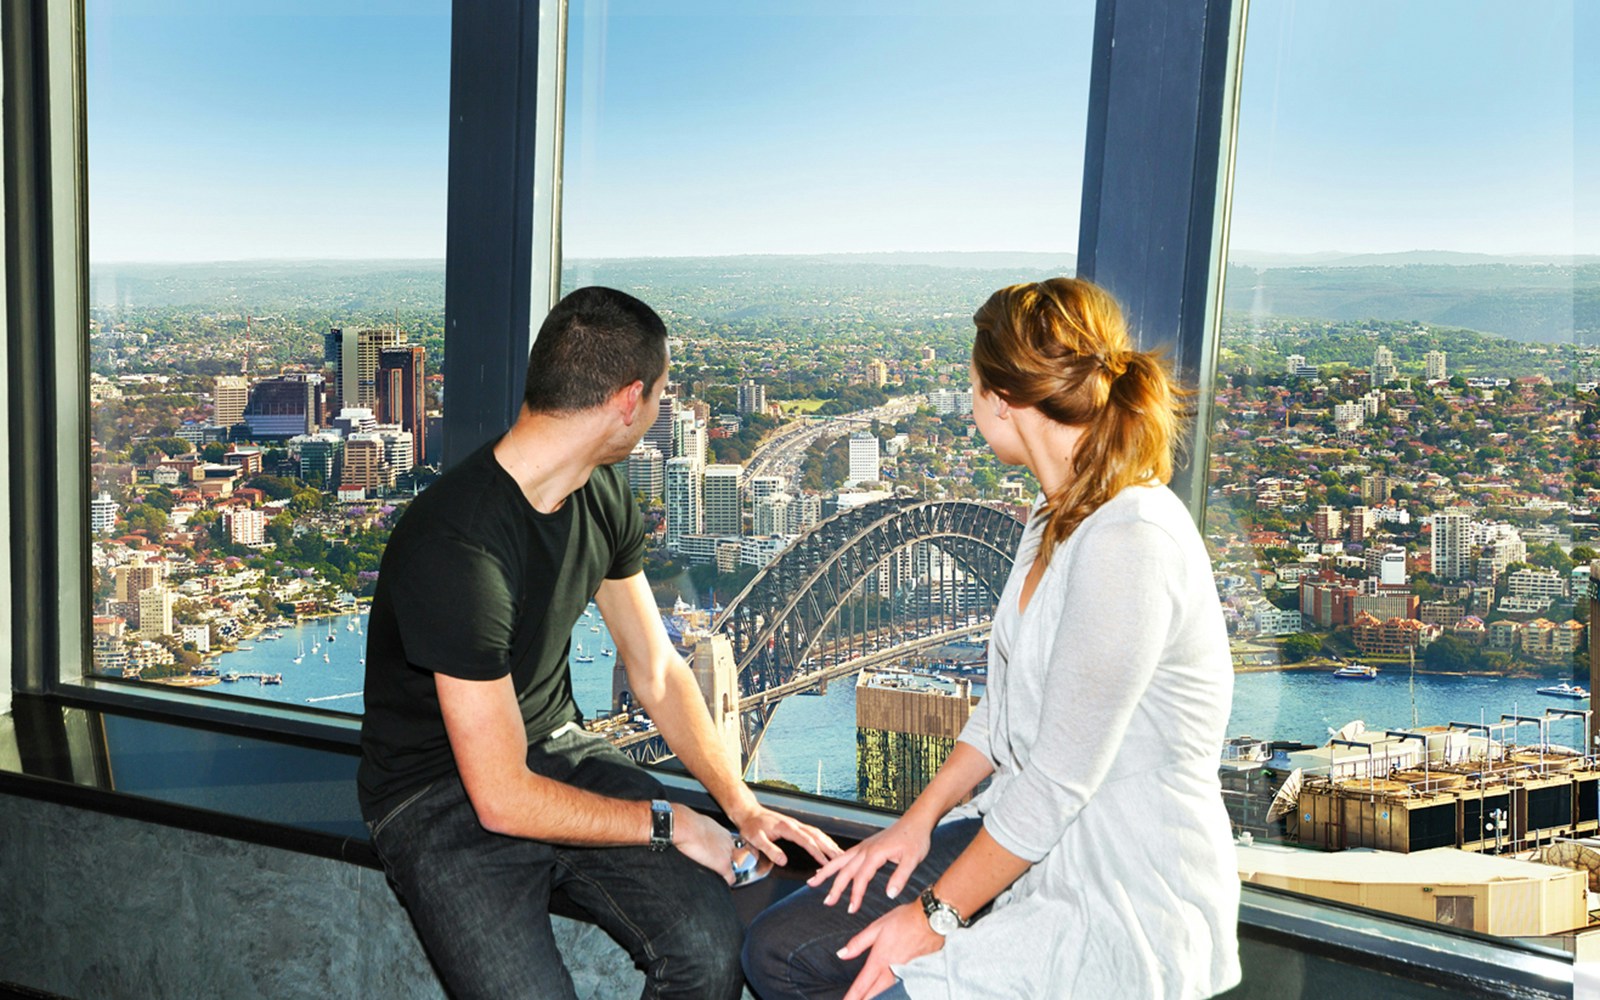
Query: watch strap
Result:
<box><xmin>649</xmin><ymin>799</ymin><xmax>673</xmax><ymax>852</ymax></box>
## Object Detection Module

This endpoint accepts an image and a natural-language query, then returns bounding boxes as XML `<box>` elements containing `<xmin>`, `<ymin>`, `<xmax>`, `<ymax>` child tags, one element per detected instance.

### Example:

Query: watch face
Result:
<box><xmin>928</xmin><ymin>907</ymin><xmax>961</xmax><ymax>936</ymax></box>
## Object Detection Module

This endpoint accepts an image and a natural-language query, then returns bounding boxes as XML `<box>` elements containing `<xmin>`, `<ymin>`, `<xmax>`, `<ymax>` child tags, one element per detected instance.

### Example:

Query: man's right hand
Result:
<box><xmin>670</xmin><ymin>803</ymin><xmax>737</xmax><ymax>885</ymax></box>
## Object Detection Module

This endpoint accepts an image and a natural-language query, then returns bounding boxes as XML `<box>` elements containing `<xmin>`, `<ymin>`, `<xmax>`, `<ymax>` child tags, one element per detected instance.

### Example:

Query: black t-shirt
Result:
<box><xmin>357</xmin><ymin>440</ymin><xmax>645</xmax><ymax>823</ymax></box>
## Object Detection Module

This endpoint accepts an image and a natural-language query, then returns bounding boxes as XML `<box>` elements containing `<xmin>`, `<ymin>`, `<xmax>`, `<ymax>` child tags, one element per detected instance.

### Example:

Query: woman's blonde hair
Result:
<box><xmin>972</xmin><ymin>276</ymin><xmax>1189</xmax><ymax>563</ymax></box>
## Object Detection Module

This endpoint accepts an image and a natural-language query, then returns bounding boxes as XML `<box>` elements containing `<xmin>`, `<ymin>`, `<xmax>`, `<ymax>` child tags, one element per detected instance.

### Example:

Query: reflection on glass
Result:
<box><xmin>559</xmin><ymin>1</ymin><xmax>1093</xmax><ymax>802</ymax></box>
<box><xmin>84</xmin><ymin>4</ymin><xmax>449</xmax><ymax>712</ymax></box>
<box><xmin>1211</xmin><ymin>1</ymin><xmax>1591</xmax><ymax>943</ymax></box>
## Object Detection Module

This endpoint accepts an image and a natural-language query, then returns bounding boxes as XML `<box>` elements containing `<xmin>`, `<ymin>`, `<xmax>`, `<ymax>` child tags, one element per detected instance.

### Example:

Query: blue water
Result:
<box><xmin>207</xmin><ymin>604</ymin><xmax>619</xmax><ymax>718</ymax></box>
<box><xmin>749</xmin><ymin>668</ymin><xmax>1594</xmax><ymax>800</ymax></box>
<box><xmin>207</xmin><ymin>622</ymin><xmax>1590</xmax><ymax>805</ymax></box>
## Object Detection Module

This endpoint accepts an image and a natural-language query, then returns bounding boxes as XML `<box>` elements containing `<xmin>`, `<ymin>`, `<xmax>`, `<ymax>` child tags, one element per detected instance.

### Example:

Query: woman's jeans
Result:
<box><xmin>369</xmin><ymin>724</ymin><xmax>744</xmax><ymax>1000</ymax></box>
<box><xmin>742</xmin><ymin>818</ymin><xmax>983</xmax><ymax>1000</ymax></box>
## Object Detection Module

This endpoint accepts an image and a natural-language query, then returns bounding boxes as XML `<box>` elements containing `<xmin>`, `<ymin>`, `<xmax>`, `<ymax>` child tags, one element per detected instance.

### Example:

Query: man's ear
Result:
<box><xmin>615</xmin><ymin>379</ymin><xmax>646</xmax><ymax>426</ymax></box>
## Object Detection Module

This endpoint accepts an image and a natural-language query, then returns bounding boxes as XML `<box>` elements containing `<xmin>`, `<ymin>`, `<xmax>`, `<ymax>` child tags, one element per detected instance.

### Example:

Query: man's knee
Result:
<box><xmin>651</xmin><ymin>887</ymin><xmax>744</xmax><ymax>999</ymax></box>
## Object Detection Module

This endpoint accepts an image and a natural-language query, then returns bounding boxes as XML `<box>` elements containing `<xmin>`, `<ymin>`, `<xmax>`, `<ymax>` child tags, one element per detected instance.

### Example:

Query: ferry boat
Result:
<box><xmin>261</xmin><ymin>673</ymin><xmax>283</xmax><ymax>685</ymax></box>
<box><xmin>221</xmin><ymin>672</ymin><xmax>240</xmax><ymax>683</ymax></box>
<box><xmin>1331</xmin><ymin>664</ymin><xmax>1379</xmax><ymax>680</ymax></box>
<box><xmin>1536</xmin><ymin>681</ymin><xmax>1590</xmax><ymax>700</ymax></box>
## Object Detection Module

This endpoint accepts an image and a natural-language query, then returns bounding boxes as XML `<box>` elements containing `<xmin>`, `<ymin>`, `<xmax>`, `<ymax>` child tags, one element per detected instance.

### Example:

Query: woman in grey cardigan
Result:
<box><xmin>743</xmin><ymin>277</ymin><xmax>1241</xmax><ymax>999</ymax></box>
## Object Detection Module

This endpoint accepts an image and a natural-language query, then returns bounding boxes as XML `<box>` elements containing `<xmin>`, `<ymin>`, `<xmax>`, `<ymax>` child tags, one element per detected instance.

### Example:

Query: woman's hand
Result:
<box><xmin>729</xmin><ymin>803</ymin><xmax>843</xmax><ymax>868</ymax></box>
<box><xmin>838</xmin><ymin>900</ymin><xmax>944</xmax><ymax>1000</ymax></box>
<box><xmin>806</xmin><ymin>816</ymin><xmax>932</xmax><ymax>914</ymax></box>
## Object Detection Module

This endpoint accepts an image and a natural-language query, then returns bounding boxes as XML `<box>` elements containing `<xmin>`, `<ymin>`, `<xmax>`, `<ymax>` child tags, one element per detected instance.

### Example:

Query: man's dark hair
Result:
<box><xmin>523</xmin><ymin>286</ymin><xmax>669</xmax><ymax>413</ymax></box>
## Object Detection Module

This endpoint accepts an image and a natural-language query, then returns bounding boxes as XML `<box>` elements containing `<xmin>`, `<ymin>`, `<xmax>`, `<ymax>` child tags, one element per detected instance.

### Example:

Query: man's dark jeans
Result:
<box><xmin>369</xmin><ymin>724</ymin><xmax>744</xmax><ymax>1000</ymax></box>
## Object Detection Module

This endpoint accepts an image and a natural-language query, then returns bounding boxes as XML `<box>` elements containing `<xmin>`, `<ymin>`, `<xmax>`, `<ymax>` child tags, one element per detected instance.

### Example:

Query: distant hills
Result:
<box><xmin>88</xmin><ymin>251</ymin><xmax>1596</xmax><ymax>344</ymax></box>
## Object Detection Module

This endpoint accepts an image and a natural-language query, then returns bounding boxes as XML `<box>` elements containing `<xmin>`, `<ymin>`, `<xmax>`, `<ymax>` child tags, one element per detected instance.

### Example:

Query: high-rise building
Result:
<box><xmin>856</xmin><ymin>671</ymin><xmax>973</xmax><ymax>812</ymax></box>
<box><xmin>1360</xmin><ymin>473</ymin><xmax>1391</xmax><ymax>504</ymax></box>
<box><xmin>222</xmin><ymin>507</ymin><xmax>266</xmax><ymax>547</ymax></box>
<box><xmin>376</xmin><ymin>345</ymin><xmax>427</xmax><ymax>466</ymax></box>
<box><xmin>737</xmin><ymin>379</ymin><xmax>766</xmax><ymax>416</ymax></box>
<box><xmin>665</xmin><ymin>457</ymin><xmax>702</xmax><ymax>549</ymax></box>
<box><xmin>788</xmin><ymin>492</ymin><xmax>823</xmax><ymax>534</ymax></box>
<box><xmin>243</xmin><ymin>374</ymin><xmax>323</xmax><ymax>439</ymax></box>
<box><xmin>1431</xmin><ymin>509</ymin><xmax>1472</xmax><ymax>582</ymax></box>
<box><xmin>676</xmin><ymin>415</ymin><xmax>707</xmax><ymax>471</ymax></box>
<box><xmin>754</xmin><ymin>492</ymin><xmax>793</xmax><ymax>536</ymax></box>
<box><xmin>325</xmin><ymin>326</ymin><xmax>406</xmax><ymax>411</ymax></box>
<box><xmin>342</xmin><ymin>433</ymin><xmax>393</xmax><ymax>493</ymax></box>
<box><xmin>1345</xmin><ymin>506</ymin><xmax>1377</xmax><ymax>543</ymax></box>
<box><xmin>332</xmin><ymin>407</ymin><xmax>378</xmax><ymax>437</ymax></box>
<box><xmin>1425</xmin><ymin>350</ymin><xmax>1447</xmax><ymax>382</ymax></box>
<box><xmin>928</xmin><ymin>389</ymin><xmax>973</xmax><ymax>416</ymax></box>
<box><xmin>749</xmin><ymin>475</ymin><xmax>784</xmax><ymax>504</ymax></box>
<box><xmin>625</xmin><ymin>444</ymin><xmax>665</xmax><ymax>500</ymax></box>
<box><xmin>866</xmin><ymin>359</ymin><xmax>888</xmax><ymax>388</ymax></box>
<box><xmin>137</xmin><ymin>586</ymin><xmax>173</xmax><ymax>639</ymax></box>
<box><xmin>848</xmin><ymin>433</ymin><xmax>880</xmax><ymax>485</ymax></box>
<box><xmin>214</xmin><ymin>375</ymin><xmax>249</xmax><ymax>428</ymax></box>
<box><xmin>90</xmin><ymin>492</ymin><xmax>118</xmax><ymax>535</ymax></box>
<box><xmin>1312</xmin><ymin>505</ymin><xmax>1343</xmax><ymax>543</ymax></box>
<box><xmin>115</xmin><ymin>553</ymin><xmax>166</xmax><ymax>601</ymax></box>
<box><xmin>702</xmin><ymin>465</ymin><xmax>743</xmax><ymax>537</ymax></box>
<box><xmin>1372</xmin><ymin>345</ymin><xmax>1397</xmax><ymax>387</ymax></box>
<box><xmin>290</xmin><ymin>432</ymin><xmax>345</xmax><ymax>487</ymax></box>
<box><xmin>645</xmin><ymin>396</ymin><xmax>679</xmax><ymax>456</ymax></box>
<box><xmin>374</xmin><ymin>426</ymin><xmax>415</xmax><ymax>480</ymax></box>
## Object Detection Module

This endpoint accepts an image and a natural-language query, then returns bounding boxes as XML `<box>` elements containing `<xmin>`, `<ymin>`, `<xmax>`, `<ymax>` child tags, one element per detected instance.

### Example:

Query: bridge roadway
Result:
<box><xmin>607</xmin><ymin>621</ymin><xmax>988</xmax><ymax>753</ymax></box>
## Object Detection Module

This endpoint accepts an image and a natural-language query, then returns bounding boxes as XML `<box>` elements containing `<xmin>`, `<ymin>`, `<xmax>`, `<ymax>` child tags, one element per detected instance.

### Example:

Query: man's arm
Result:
<box><xmin>436</xmin><ymin>672</ymin><xmax>737</xmax><ymax>875</ymax></box>
<box><xmin>597</xmin><ymin>572</ymin><xmax>840</xmax><ymax>867</ymax></box>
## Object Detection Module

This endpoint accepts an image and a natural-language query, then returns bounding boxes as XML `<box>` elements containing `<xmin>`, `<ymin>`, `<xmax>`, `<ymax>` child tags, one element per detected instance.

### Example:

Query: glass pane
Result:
<box><xmin>84</xmin><ymin>2</ymin><xmax>449</xmax><ymax>715</ymax></box>
<box><xmin>560</xmin><ymin>1</ymin><xmax>1094</xmax><ymax>806</ymax></box>
<box><xmin>1212</xmin><ymin>0</ymin><xmax>1591</xmax><ymax>944</ymax></box>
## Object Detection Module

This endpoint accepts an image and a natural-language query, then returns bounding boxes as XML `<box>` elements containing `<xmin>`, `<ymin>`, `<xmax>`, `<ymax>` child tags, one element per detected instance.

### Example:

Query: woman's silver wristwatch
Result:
<box><xmin>919</xmin><ymin>886</ymin><xmax>969</xmax><ymax>936</ymax></box>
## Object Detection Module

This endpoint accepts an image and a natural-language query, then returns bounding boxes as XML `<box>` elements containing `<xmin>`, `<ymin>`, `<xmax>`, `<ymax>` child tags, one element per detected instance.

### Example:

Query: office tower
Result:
<box><xmin>1425</xmin><ymin>350</ymin><xmax>1447</xmax><ymax>381</ymax></box>
<box><xmin>243</xmin><ymin>374</ymin><xmax>323</xmax><ymax>439</ymax></box>
<box><xmin>1378</xmin><ymin>547</ymin><xmax>1408</xmax><ymax>587</ymax></box>
<box><xmin>676</xmin><ymin>414</ymin><xmax>707</xmax><ymax>471</ymax></box>
<box><xmin>645</xmin><ymin>395</ymin><xmax>679</xmax><ymax>455</ymax></box>
<box><xmin>856</xmin><ymin>671</ymin><xmax>973</xmax><ymax>812</ymax></box>
<box><xmin>374</xmin><ymin>426</ymin><xmax>415</xmax><ymax>480</ymax></box>
<box><xmin>222</xmin><ymin>508</ymin><xmax>266</xmax><ymax>547</ymax></box>
<box><xmin>625</xmin><ymin>444</ymin><xmax>665</xmax><ymax>500</ymax></box>
<box><xmin>867</xmin><ymin>359</ymin><xmax>888</xmax><ymax>388</ymax></box>
<box><xmin>90</xmin><ymin>492</ymin><xmax>118</xmax><ymax>535</ymax></box>
<box><xmin>213</xmin><ymin>375</ymin><xmax>249</xmax><ymax>428</ymax></box>
<box><xmin>325</xmin><ymin>326</ymin><xmax>406</xmax><ymax>411</ymax></box>
<box><xmin>737</xmin><ymin>379</ymin><xmax>766</xmax><ymax>416</ymax></box>
<box><xmin>1432</xmin><ymin>509</ymin><xmax>1472</xmax><ymax>582</ymax></box>
<box><xmin>376</xmin><ymin>345</ymin><xmax>427</xmax><ymax>466</ymax></box>
<box><xmin>1372</xmin><ymin>345</ymin><xmax>1397</xmax><ymax>387</ymax></box>
<box><xmin>703</xmin><ymin>465</ymin><xmax>743</xmax><ymax>537</ymax></box>
<box><xmin>665</xmin><ymin>457</ymin><xmax>702</xmax><ymax>549</ymax></box>
<box><xmin>848</xmin><ymin>433</ymin><xmax>880</xmax><ymax>485</ymax></box>
<box><xmin>342</xmin><ymin>433</ymin><xmax>393</xmax><ymax>493</ymax></box>
<box><xmin>332</xmin><ymin>407</ymin><xmax>378</xmax><ymax>437</ymax></box>
<box><xmin>290</xmin><ymin>432</ymin><xmax>344</xmax><ymax>487</ymax></box>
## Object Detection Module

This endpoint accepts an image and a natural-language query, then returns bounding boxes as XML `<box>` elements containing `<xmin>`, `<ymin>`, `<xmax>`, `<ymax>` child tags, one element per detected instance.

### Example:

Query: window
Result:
<box><xmin>81</xmin><ymin>1</ymin><xmax>449</xmax><ymax>715</ymax></box>
<box><xmin>1209</xmin><ymin>0</ymin><xmax>1591</xmax><ymax>942</ymax></box>
<box><xmin>557</xmin><ymin>0</ymin><xmax>1095</xmax><ymax>801</ymax></box>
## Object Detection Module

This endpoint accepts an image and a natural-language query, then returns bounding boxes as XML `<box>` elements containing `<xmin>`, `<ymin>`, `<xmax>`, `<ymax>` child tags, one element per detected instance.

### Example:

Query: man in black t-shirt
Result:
<box><xmin>359</xmin><ymin>287</ymin><xmax>839</xmax><ymax>1000</ymax></box>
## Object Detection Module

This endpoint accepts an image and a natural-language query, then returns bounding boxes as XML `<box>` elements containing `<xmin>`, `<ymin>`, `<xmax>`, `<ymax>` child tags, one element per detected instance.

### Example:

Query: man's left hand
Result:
<box><xmin>837</xmin><ymin>901</ymin><xmax>944</xmax><ymax>1000</ymax></box>
<box><xmin>731</xmin><ymin>804</ymin><xmax>842</xmax><ymax>868</ymax></box>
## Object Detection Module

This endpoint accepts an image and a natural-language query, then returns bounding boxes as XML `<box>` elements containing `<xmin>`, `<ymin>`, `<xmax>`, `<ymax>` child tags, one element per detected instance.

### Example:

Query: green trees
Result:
<box><xmin>1281</xmin><ymin>633</ymin><xmax>1321</xmax><ymax>662</ymax></box>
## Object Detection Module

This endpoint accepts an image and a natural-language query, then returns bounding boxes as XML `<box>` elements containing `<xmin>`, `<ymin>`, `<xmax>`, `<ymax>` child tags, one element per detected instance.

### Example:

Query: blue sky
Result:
<box><xmin>86</xmin><ymin>0</ymin><xmax>1591</xmax><ymax>262</ymax></box>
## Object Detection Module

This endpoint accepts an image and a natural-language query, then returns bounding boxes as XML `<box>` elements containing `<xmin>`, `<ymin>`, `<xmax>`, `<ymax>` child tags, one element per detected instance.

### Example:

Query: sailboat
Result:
<box><xmin>292</xmin><ymin>636</ymin><xmax>304</xmax><ymax>665</ymax></box>
<box><xmin>574</xmin><ymin>640</ymin><xmax>595</xmax><ymax>664</ymax></box>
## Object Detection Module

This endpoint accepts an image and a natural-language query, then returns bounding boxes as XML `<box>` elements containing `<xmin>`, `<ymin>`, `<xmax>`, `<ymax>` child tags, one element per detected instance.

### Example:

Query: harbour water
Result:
<box><xmin>207</xmin><ymin>623</ymin><xmax>1591</xmax><ymax>804</ymax></box>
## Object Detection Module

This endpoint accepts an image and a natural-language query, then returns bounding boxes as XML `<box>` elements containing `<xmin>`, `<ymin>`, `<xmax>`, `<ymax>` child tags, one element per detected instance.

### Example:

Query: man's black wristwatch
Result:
<box><xmin>649</xmin><ymin>799</ymin><xmax>674</xmax><ymax>852</ymax></box>
<box><xmin>919</xmin><ymin>886</ymin><xmax>969</xmax><ymax>936</ymax></box>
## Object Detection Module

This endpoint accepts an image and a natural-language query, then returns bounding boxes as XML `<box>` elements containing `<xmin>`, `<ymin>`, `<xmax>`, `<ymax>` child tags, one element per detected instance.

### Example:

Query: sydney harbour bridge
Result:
<box><xmin>611</xmin><ymin>498</ymin><xmax>1025</xmax><ymax>769</ymax></box>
